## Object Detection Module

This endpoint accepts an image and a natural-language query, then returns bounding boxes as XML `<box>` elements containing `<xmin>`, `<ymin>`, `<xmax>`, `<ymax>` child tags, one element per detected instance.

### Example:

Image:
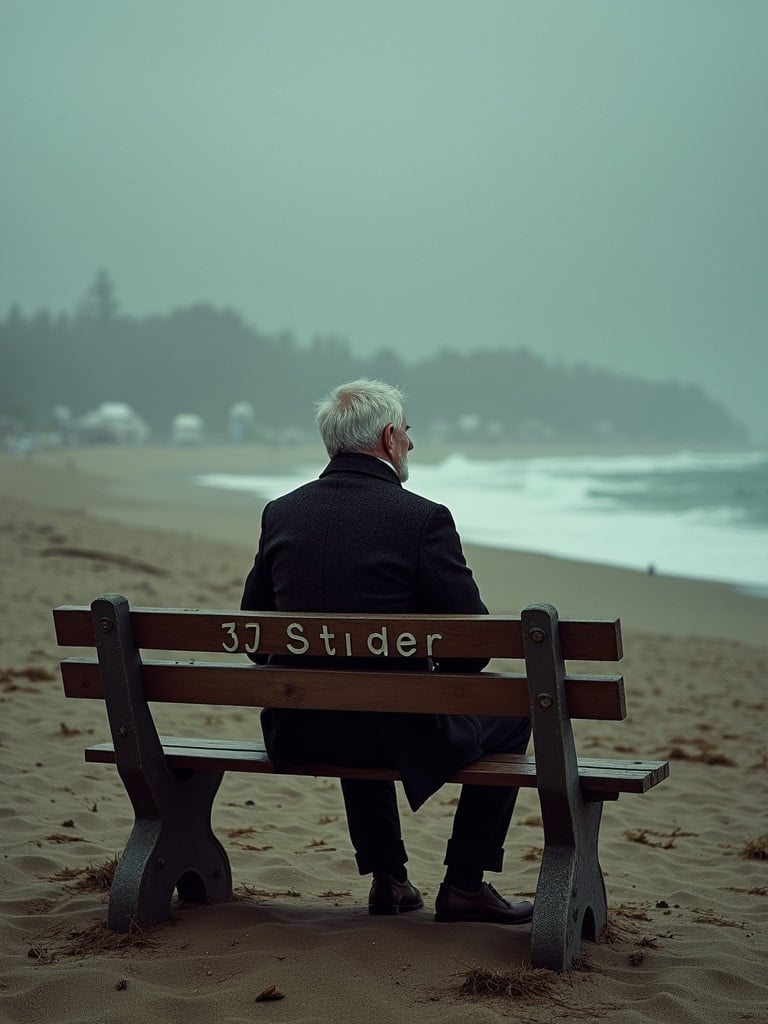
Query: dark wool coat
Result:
<box><xmin>240</xmin><ymin>452</ymin><xmax>490</xmax><ymax>810</ymax></box>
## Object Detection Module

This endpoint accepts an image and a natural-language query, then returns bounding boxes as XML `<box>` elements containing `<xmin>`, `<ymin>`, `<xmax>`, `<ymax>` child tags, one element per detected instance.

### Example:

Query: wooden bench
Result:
<box><xmin>53</xmin><ymin>593</ymin><xmax>669</xmax><ymax>971</ymax></box>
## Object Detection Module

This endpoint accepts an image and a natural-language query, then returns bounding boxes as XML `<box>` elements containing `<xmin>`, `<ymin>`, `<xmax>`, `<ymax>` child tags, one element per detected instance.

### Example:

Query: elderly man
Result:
<box><xmin>241</xmin><ymin>379</ymin><xmax>532</xmax><ymax>923</ymax></box>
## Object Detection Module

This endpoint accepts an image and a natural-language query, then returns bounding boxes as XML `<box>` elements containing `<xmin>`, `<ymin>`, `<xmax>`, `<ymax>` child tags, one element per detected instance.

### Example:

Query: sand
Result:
<box><xmin>1</xmin><ymin>444</ymin><xmax>766</xmax><ymax>1024</ymax></box>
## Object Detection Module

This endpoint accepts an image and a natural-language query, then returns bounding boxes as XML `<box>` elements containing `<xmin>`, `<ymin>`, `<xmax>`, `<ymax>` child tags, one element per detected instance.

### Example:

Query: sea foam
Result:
<box><xmin>196</xmin><ymin>450</ymin><xmax>768</xmax><ymax>593</ymax></box>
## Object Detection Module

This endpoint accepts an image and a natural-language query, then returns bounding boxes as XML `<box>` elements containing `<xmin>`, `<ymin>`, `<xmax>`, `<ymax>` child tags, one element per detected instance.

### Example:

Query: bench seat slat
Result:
<box><xmin>61</xmin><ymin>657</ymin><xmax>626</xmax><ymax>720</ymax></box>
<box><xmin>83</xmin><ymin>738</ymin><xmax>668</xmax><ymax>794</ymax></box>
<box><xmin>53</xmin><ymin>606</ymin><xmax>623</xmax><ymax>661</ymax></box>
<box><xmin>126</xmin><ymin>734</ymin><xmax>669</xmax><ymax>776</ymax></box>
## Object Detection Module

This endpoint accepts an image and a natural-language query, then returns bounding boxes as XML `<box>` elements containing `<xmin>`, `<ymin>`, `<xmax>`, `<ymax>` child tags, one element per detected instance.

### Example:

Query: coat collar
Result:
<box><xmin>320</xmin><ymin>452</ymin><xmax>402</xmax><ymax>486</ymax></box>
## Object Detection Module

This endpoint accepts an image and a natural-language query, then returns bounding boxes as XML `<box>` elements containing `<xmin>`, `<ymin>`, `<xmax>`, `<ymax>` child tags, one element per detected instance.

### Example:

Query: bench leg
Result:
<box><xmin>529</xmin><ymin>799</ymin><xmax>607</xmax><ymax>971</ymax></box>
<box><xmin>90</xmin><ymin>595</ymin><xmax>233</xmax><ymax>932</ymax></box>
<box><xmin>522</xmin><ymin>604</ymin><xmax>609</xmax><ymax>971</ymax></box>
<box><xmin>108</xmin><ymin>766</ymin><xmax>232</xmax><ymax>932</ymax></box>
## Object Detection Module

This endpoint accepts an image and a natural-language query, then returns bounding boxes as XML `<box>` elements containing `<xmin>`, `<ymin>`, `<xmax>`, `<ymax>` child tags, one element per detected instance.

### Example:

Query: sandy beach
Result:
<box><xmin>1</xmin><ymin>444</ymin><xmax>766</xmax><ymax>1024</ymax></box>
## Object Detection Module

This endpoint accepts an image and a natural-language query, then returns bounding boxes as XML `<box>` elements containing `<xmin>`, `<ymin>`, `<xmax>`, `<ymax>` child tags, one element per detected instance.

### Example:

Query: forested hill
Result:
<box><xmin>0</xmin><ymin>282</ymin><xmax>747</xmax><ymax>446</ymax></box>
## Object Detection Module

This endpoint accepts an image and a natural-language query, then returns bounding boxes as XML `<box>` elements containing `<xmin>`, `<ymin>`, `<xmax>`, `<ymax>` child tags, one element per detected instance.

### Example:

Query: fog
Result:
<box><xmin>2</xmin><ymin>1</ymin><xmax>766</xmax><ymax>440</ymax></box>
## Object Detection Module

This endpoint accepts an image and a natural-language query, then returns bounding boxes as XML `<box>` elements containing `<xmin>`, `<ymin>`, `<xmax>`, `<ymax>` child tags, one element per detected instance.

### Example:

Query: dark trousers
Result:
<box><xmin>340</xmin><ymin>715</ymin><xmax>531</xmax><ymax>876</ymax></box>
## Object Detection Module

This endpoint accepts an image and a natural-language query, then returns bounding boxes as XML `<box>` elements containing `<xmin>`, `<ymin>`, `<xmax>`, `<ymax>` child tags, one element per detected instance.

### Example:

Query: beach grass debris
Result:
<box><xmin>40</xmin><ymin>545</ymin><xmax>169</xmax><ymax>576</ymax></box>
<box><xmin>694</xmin><ymin>913</ymin><xmax>745</xmax><ymax>929</ymax></box>
<box><xmin>726</xmin><ymin>884</ymin><xmax>768</xmax><ymax>896</ymax></box>
<box><xmin>741</xmin><ymin>836</ymin><xmax>768</xmax><ymax>860</ymax></box>
<box><xmin>600</xmin><ymin>905</ymin><xmax>653</xmax><ymax>943</ymax></box>
<box><xmin>225</xmin><ymin>826</ymin><xmax>259</xmax><ymax>839</ymax></box>
<box><xmin>623</xmin><ymin>828</ymin><xmax>676</xmax><ymax>849</ymax></box>
<box><xmin>455</xmin><ymin>963</ymin><xmax>553</xmax><ymax>1000</ymax></box>
<box><xmin>58</xmin><ymin>721</ymin><xmax>89</xmax><ymax>737</ymax></box>
<box><xmin>27</xmin><ymin>945</ymin><xmax>56</xmax><ymax>965</ymax></box>
<box><xmin>234</xmin><ymin>884</ymin><xmax>301</xmax><ymax>899</ymax></box>
<box><xmin>0</xmin><ymin>665</ymin><xmax>56</xmax><ymax>683</ymax></box>
<box><xmin>53</xmin><ymin>854</ymin><xmax>119</xmax><ymax>891</ymax></box>
<box><xmin>623</xmin><ymin>825</ymin><xmax>695</xmax><ymax>849</ymax></box>
<box><xmin>612</xmin><ymin>905</ymin><xmax>652</xmax><ymax>922</ymax></box>
<box><xmin>255</xmin><ymin>985</ymin><xmax>285</xmax><ymax>1002</ymax></box>
<box><xmin>665</xmin><ymin>736</ymin><xmax>736</xmax><ymax>766</ymax></box>
<box><xmin>306</xmin><ymin>838</ymin><xmax>336</xmax><ymax>851</ymax></box>
<box><xmin>571</xmin><ymin>954</ymin><xmax>599</xmax><ymax>973</ymax></box>
<box><xmin>62</xmin><ymin>920</ymin><xmax>159</xmax><ymax>955</ymax></box>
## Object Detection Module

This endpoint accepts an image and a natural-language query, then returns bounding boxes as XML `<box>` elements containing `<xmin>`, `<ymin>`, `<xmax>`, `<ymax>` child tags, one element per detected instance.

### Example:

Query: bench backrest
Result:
<box><xmin>54</xmin><ymin>595</ymin><xmax>625</xmax><ymax>722</ymax></box>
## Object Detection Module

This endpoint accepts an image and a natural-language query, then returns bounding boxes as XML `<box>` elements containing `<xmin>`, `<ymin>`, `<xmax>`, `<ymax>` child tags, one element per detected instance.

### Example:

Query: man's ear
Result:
<box><xmin>382</xmin><ymin>423</ymin><xmax>395</xmax><ymax>458</ymax></box>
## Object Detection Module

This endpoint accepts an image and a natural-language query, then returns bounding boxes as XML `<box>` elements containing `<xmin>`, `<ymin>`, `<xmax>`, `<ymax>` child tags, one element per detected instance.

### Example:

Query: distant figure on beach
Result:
<box><xmin>241</xmin><ymin>379</ymin><xmax>533</xmax><ymax>923</ymax></box>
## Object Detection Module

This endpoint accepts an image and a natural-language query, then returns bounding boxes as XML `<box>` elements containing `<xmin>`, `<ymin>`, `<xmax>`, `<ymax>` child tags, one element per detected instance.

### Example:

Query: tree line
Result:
<box><xmin>0</xmin><ymin>272</ymin><xmax>747</xmax><ymax>445</ymax></box>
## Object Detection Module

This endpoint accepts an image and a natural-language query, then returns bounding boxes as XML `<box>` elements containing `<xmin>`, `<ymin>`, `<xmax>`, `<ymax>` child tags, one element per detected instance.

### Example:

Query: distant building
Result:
<box><xmin>227</xmin><ymin>401</ymin><xmax>255</xmax><ymax>442</ymax></box>
<box><xmin>171</xmin><ymin>413</ymin><xmax>205</xmax><ymax>445</ymax></box>
<box><xmin>78</xmin><ymin>402</ymin><xmax>150</xmax><ymax>444</ymax></box>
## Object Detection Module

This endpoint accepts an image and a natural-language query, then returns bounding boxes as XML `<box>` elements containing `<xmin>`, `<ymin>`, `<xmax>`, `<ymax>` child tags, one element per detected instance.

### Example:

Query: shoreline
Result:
<box><xmin>2</xmin><ymin>445</ymin><xmax>767</xmax><ymax>642</ymax></box>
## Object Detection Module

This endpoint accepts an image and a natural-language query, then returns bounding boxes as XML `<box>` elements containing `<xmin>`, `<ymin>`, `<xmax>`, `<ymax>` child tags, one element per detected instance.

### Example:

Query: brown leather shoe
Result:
<box><xmin>434</xmin><ymin>882</ymin><xmax>533</xmax><ymax>924</ymax></box>
<box><xmin>368</xmin><ymin>874</ymin><xmax>424</xmax><ymax>915</ymax></box>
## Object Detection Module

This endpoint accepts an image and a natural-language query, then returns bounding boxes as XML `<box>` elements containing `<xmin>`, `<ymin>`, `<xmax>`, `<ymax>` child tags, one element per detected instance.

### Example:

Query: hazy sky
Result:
<box><xmin>2</xmin><ymin>1</ymin><xmax>767</xmax><ymax>439</ymax></box>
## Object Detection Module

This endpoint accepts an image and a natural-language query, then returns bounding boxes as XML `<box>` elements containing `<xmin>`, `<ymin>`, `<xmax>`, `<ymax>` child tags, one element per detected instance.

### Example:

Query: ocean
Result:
<box><xmin>196</xmin><ymin>450</ymin><xmax>768</xmax><ymax>596</ymax></box>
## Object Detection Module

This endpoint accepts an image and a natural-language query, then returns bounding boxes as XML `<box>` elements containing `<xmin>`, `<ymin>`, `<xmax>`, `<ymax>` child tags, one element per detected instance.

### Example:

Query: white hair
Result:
<box><xmin>315</xmin><ymin>378</ymin><xmax>406</xmax><ymax>457</ymax></box>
